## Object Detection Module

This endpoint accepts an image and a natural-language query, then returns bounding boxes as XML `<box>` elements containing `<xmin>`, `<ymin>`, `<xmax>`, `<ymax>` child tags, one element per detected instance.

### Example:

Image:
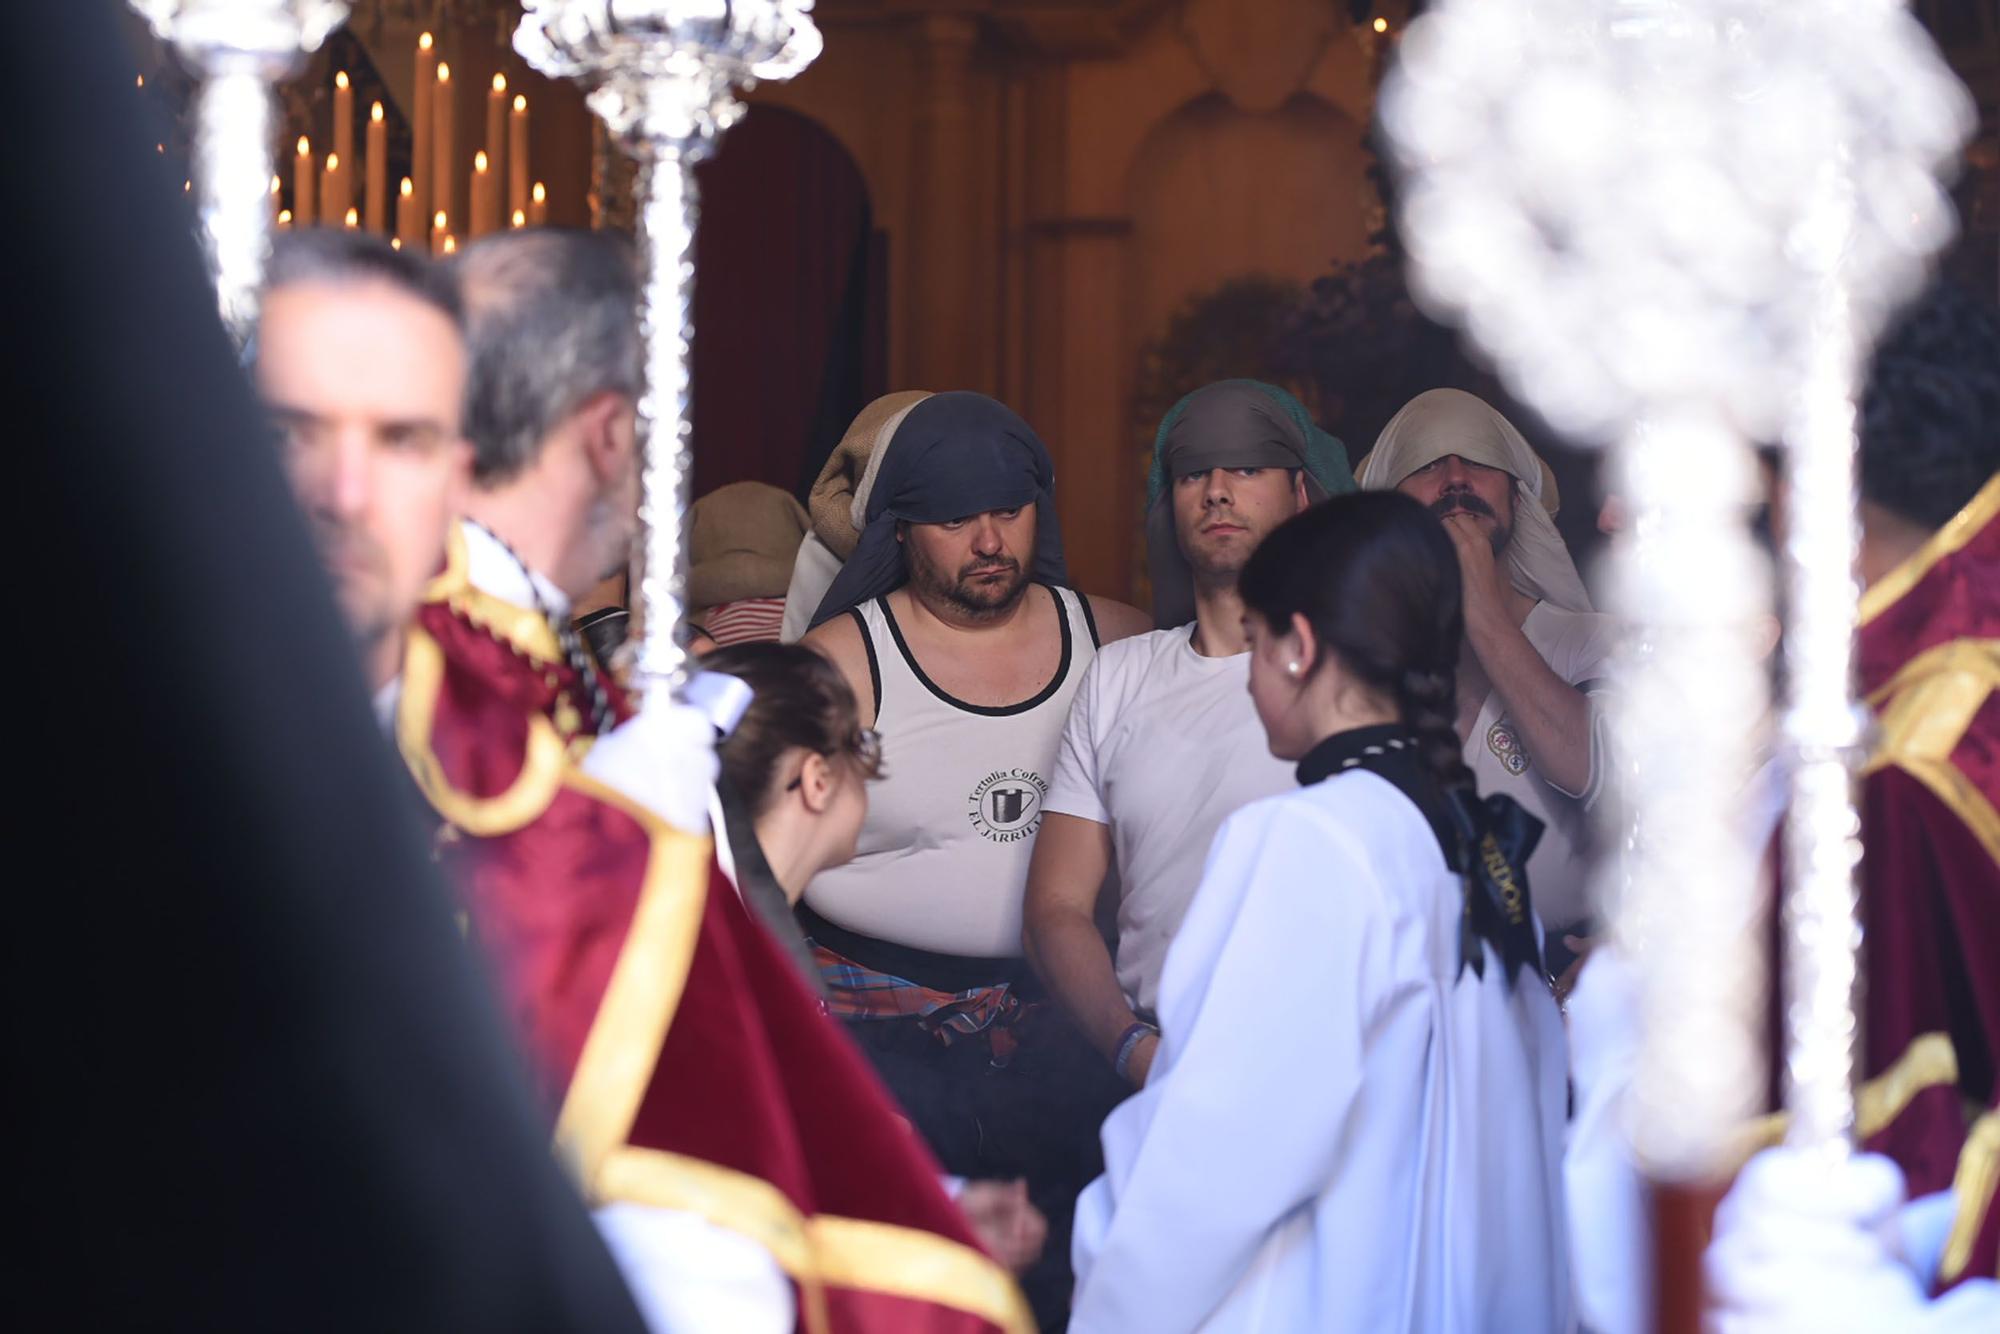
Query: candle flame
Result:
<box><xmin>442</xmin><ymin>236</ymin><xmax>458</xmax><ymax>255</ymax></box>
<box><xmin>493</xmin><ymin>73</ymin><xmax>508</xmax><ymax>93</ymax></box>
<box><xmin>391</xmin><ymin>237</ymin><xmax>403</xmax><ymax>250</ymax></box>
<box><xmin>532</xmin><ymin>181</ymin><xmax>546</xmax><ymax>203</ymax></box>
<box><xmin>371</xmin><ymin>101</ymin><xmax>384</xmax><ymax>122</ymax></box>
<box><xmin>514</xmin><ymin>94</ymin><xmax>527</xmax><ymax>113</ymax></box>
<box><xmin>183</xmin><ymin>180</ymin><xmax>190</xmax><ymax>192</ymax></box>
<box><xmin>437</xmin><ymin>63</ymin><xmax>451</xmax><ymax>83</ymax></box>
<box><xmin>335</xmin><ymin>70</ymin><xmax>350</xmax><ymax>90</ymax></box>
<box><xmin>344</xmin><ymin>207</ymin><xmax>359</xmax><ymax>228</ymax></box>
<box><xmin>297</xmin><ymin>136</ymin><xmax>310</xmax><ymax>156</ymax></box>
<box><xmin>135</xmin><ymin>74</ymin><xmax>144</xmax><ymax>88</ymax></box>
<box><xmin>326</xmin><ymin>152</ymin><xmax>339</xmax><ymax>171</ymax></box>
<box><xmin>474</xmin><ymin>150</ymin><xmax>489</xmax><ymax>173</ymax></box>
<box><xmin>434</xmin><ymin>210</ymin><xmax>448</xmax><ymax>231</ymax></box>
<box><xmin>400</xmin><ymin>177</ymin><xmax>414</xmax><ymax>197</ymax></box>
<box><xmin>270</xmin><ymin>175</ymin><xmax>281</xmax><ymax>194</ymax></box>
<box><xmin>512</xmin><ymin>209</ymin><xmax>526</xmax><ymax>228</ymax></box>
<box><xmin>278</xmin><ymin>209</ymin><xmax>292</xmax><ymax>224</ymax></box>
<box><xmin>419</xmin><ymin>32</ymin><xmax>433</xmax><ymax>51</ymax></box>
<box><xmin>1372</xmin><ymin>16</ymin><xmax>1388</xmax><ymax>32</ymax></box>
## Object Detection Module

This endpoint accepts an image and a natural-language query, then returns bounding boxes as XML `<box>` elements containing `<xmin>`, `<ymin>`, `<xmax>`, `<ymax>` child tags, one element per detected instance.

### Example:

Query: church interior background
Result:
<box><xmin>126</xmin><ymin>0</ymin><xmax>1999</xmax><ymax>606</ymax></box>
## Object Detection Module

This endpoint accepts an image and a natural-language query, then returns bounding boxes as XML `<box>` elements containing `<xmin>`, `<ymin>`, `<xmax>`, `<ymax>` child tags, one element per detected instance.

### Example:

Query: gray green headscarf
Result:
<box><xmin>1145</xmin><ymin>379</ymin><xmax>1354</xmax><ymax>626</ymax></box>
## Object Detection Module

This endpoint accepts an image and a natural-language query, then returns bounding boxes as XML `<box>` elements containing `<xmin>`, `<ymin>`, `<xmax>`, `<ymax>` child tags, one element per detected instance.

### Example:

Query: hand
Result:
<box><xmin>577</xmin><ymin>691</ymin><xmax>717</xmax><ymax>834</ymax></box>
<box><xmin>958</xmin><ymin>1179</ymin><xmax>1046</xmax><ymax>1273</ymax></box>
<box><xmin>1553</xmin><ymin>933</ymin><xmax>1595</xmax><ymax>1006</ymax></box>
<box><xmin>1441</xmin><ymin>513</ymin><xmax>1509</xmax><ymax>625</ymax></box>
<box><xmin>1126</xmin><ymin>1033</ymin><xmax>1160</xmax><ymax>1087</ymax></box>
<box><xmin>1705</xmin><ymin>1147</ymin><xmax>1932</xmax><ymax>1333</ymax></box>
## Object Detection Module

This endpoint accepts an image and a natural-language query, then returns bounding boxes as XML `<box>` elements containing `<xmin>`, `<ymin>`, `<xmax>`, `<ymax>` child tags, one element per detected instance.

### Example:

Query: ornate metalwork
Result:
<box><xmin>1383</xmin><ymin>0</ymin><xmax>1971</xmax><ymax>1174</ymax></box>
<box><xmin>132</xmin><ymin>0</ymin><xmax>354</xmax><ymax>341</ymax></box>
<box><xmin>514</xmin><ymin>0</ymin><xmax>820</xmax><ymax>690</ymax></box>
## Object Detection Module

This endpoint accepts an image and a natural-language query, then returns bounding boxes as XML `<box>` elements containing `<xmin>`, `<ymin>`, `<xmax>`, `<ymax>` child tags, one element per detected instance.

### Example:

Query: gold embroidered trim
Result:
<box><xmin>1864</xmin><ymin>638</ymin><xmax>2000</xmax><ymax>709</ymax></box>
<box><xmin>1858</xmin><ymin>474</ymin><xmax>1999</xmax><ymax>627</ymax></box>
<box><xmin>427</xmin><ymin>521</ymin><xmax>567</xmax><ymax>665</ymax></box>
<box><xmin>396</xmin><ymin>622</ymin><xmax>567</xmax><ymax>837</ymax></box>
<box><xmin>1733</xmin><ymin>1032</ymin><xmax>1960</xmax><ymax>1161</ymax></box>
<box><xmin>552</xmin><ymin>773</ymin><xmax>711</xmax><ymax>1181</ymax></box>
<box><xmin>1864</xmin><ymin>664</ymin><xmax>2000</xmax><ymax>866</ymax></box>
<box><xmin>598</xmin><ymin>1147</ymin><xmax>1033</xmax><ymax>1334</ymax></box>
<box><xmin>1938</xmin><ymin>1110</ymin><xmax>1999</xmax><ymax>1284</ymax></box>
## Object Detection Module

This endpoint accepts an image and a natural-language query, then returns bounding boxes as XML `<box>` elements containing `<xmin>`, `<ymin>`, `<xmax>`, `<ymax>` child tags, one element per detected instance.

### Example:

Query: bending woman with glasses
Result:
<box><xmin>702</xmin><ymin>642</ymin><xmax>883</xmax><ymax>984</ymax></box>
<box><xmin>703</xmin><ymin>641</ymin><xmax>1050</xmax><ymax>1276</ymax></box>
<box><xmin>1069</xmin><ymin>491</ymin><xmax>1572</xmax><ymax>1332</ymax></box>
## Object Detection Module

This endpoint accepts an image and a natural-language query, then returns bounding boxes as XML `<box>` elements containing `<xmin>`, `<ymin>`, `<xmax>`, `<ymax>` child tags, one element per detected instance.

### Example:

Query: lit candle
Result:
<box><xmin>320</xmin><ymin>151</ymin><xmax>346</xmax><ymax>225</ymax></box>
<box><xmin>365</xmin><ymin>102</ymin><xmax>387</xmax><ymax>232</ymax></box>
<box><xmin>344</xmin><ymin>206</ymin><xmax>360</xmax><ymax>230</ymax></box>
<box><xmin>333</xmin><ymin>71</ymin><xmax>355</xmax><ymax>176</ymax></box>
<box><xmin>529</xmin><ymin>180</ymin><xmax>547</xmax><ymax>226</ymax></box>
<box><xmin>471</xmin><ymin>150</ymin><xmax>498</xmax><ymax>238</ymax></box>
<box><xmin>431</xmin><ymin>209</ymin><xmax>449</xmax><ymax>257</ymax></box>
<box><xmin>412</xmin><ymin>32</ymin><xmax>435</xmax><ymax>219</ymax></box>
<box><xmin>486</xmin><ymin>73</ymin><xmax>508</xmax><ymax>207</ymax></box>
<box><xmin>270</xmin><ymin>173</ymin><xmax>282</xmax><ymax>220</ymax></box>
<box><xmin>433</xmin><ymin>63</ymin><xmax>456</xmax><ymax>236</ymax></box>
<box><xmin>442</xmin><ymin>234</ymin><xmax>458</xmax><ymax>255</ymax></box>
<box><xmin>390</xmin><ymin>237</ymin><xmax>403</xmax><ymax>251</ymax></box>
<box><xmin>293</xmin><ymin>136</ymin><xmax>315</xmax><ymax>228</ymax></box>
<box><xmin>277</xmin><ymin>208</ymin><xmax>293</xmax><ymax>230</ymax></box>
<box><xmin>508</xmin><ymin>93</ymin><xmax>530</xmax><ymax>217</ymax></box>
<box><xmin>397</xmin><ymin>177</ymin><xmax>421</xmax><ymax>249</ymax></box>
<box><xmin>511</xmin><ymin>208</ymin><xmax>526</xmax><ymax>229</ymax></box>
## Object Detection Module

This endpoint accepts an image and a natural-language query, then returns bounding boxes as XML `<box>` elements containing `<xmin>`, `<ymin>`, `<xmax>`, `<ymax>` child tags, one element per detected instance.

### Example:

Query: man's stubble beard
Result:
<box><xmin>907</xmin><ymin>543</ymin><xmax>1030</xmax><ymax>623</ymax></box>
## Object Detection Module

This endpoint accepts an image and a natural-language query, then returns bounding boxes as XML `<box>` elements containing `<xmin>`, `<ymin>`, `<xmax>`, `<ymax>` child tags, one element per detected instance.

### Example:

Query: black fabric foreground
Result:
<box><xmin>8</xmin><ymin>6</ymin><xmax>644</xmax><ymax>1330</ymax></box>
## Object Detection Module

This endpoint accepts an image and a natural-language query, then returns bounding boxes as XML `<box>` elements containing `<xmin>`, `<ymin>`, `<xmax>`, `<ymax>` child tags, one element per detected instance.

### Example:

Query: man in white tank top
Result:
<box><xmin>1026</xmin><ymin>382</ymin><xmax>1352</xmax><ymax>1091</ymax></box>
<box><xmin>800</xmin><ymin>391</ymin><xmax>1148</xmax><ymax>1328</ymax></box>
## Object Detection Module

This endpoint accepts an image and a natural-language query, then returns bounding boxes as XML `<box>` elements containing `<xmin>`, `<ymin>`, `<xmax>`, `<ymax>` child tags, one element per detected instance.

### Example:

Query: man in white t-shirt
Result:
<box><xmin>1025</xmin><ymin>381</ymin><xmax>1352</xmax><ymax>1088</ymax></box>
<box><xmin>1359</xmin><ymin>388</ymin><xmax>1618</xmax><ymax>932</ymax></box>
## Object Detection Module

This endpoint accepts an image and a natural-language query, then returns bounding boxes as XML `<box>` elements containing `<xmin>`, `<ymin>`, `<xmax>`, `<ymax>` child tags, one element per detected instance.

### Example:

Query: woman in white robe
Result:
<box><xmin>1069</xmin><ymin>491</ymin><xmax>1574</xmax><ymax>1332</ymax></box>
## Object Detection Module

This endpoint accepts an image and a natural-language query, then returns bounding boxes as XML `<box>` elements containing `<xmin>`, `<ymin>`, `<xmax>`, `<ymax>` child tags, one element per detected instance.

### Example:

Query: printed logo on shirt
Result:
<box><xmin>967</xmin><ymin>768</ymin><xmax>1048</xmax><ymax>843</ymax></box>
<box><xmin>1486</xmin><ymin>720</ymin><xmax>1531</xmax><ymax>776</ymax></box>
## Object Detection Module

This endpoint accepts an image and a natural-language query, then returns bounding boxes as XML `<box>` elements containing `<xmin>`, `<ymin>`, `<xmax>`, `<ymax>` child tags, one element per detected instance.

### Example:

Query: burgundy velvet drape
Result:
<box><xmin>690</xmin><ymin>106</ymin><xmax>883</xmax><ymax>499</ymax></box>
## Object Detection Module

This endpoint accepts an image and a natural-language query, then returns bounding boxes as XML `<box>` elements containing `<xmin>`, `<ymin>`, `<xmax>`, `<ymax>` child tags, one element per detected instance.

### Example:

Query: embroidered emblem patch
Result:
<box><xmin>1486</xmin><ymin>720</ymin><xmax>1530</xmax><ymax>776</ymax></box>
<box><xmin>967</xmin><ymin>768</ymin><xmax>1048</xmax><ymax>843</ymax></box>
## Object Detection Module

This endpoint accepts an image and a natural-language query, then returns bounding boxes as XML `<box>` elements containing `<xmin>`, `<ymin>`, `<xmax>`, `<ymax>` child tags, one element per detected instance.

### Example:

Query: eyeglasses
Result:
<box><xmin>786</xmin><ymin>728</ymin><xmax>885</xmax><ymax>790</ymax></box>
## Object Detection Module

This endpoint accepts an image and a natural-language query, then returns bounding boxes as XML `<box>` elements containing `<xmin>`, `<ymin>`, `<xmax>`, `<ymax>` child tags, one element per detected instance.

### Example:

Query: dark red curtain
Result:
<box><xmin>690</xmin><ymin>106</ymin><xmax>883</xmax><ymax>499</ymax></box>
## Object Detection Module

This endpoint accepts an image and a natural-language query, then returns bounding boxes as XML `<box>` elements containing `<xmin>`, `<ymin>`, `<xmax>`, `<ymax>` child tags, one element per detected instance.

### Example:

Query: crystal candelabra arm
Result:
<box><xmin>192</xmin><ymin>65</ymin><xmax>282</xmax><ymax>341</ymax></box>
<box><xmin>513</xmin><ymin>0</ymin><xmax>820</xmax><ymax>699</ymax></box>
<box><xmin>1779</xmin><ymin>152</ymin><xmax>1870</xmax><ymax>1160</ymax></box>
<box><xmin>130</xmin><ymin>0</ymin><xmax>355</xmax><ymax>342</ymax></box>
<box><xmin>630</xmin><ymin>151</ymin><xmax>699</xmax><ymax>689</ymax></box>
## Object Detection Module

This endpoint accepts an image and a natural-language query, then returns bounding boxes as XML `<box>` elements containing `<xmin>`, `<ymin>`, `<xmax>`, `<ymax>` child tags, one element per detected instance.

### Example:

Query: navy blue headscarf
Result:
<box><xmin>808</xmin><ymin>391</ymin><xmax>1068</xmax><ymax>627</ymax></box>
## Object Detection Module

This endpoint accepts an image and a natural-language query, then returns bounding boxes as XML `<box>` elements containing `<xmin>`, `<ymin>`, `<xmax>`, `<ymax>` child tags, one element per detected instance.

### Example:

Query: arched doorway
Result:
<box><xmin>690</xmin><ymin>105</ymin><xmax>885</xmax><ymax>499</ymax></box>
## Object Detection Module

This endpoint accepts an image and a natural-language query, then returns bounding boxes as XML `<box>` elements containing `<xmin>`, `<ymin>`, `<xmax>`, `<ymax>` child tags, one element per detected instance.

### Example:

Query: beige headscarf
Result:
<box><xmin>807</xmin><ymin>390</ymin><xmax>933</xmax><ymax>559</ymax></box>
<box><xmin>779</xmin><ymin>391</ymin><xmax>933</xmax><ymax>641</ymax></box>
<box><xmin>1357</xmin><ymin>388</ymin><xmax>1593</xmax><ymax>613</ymax></box>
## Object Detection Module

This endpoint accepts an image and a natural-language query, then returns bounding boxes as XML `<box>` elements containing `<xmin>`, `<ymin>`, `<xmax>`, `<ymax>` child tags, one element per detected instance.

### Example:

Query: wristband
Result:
<box><xmin>1113</xmin><ymin>1021</ymin><xmax>1158</xmax><ymax>1083</ymax></box>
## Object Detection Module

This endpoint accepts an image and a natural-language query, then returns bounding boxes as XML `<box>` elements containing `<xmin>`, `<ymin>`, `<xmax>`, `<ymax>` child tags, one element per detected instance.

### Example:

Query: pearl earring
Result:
<box><xmin>1286</xmin><ymin>661</ymin><xmax>1301</xmax><ymax>676</ymax></box>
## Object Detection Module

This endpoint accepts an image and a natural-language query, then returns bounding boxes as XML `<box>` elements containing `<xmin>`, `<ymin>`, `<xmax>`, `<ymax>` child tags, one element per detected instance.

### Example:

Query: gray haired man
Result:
<box><xmin>451</xmin><ymin>228</ymin><xmax>645</xmax><ymax>621</ymax></box>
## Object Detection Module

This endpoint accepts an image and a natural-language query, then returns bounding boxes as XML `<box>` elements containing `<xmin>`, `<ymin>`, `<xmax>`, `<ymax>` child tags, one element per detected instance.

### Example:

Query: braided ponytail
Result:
<box><xmin>1241</xmin><ymin>490</ymin><xmax>1548</xmax><ymax>987</ymax></box>
<box><xmin>1396</xmin><ymin>665</ymin><xmax>1471</xmax><ymax>794</ymax></box>
<box><xmin>1240</xmin><ymin>490</ymin><xmax>1473</xmax><ymax>787</ymax></box>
